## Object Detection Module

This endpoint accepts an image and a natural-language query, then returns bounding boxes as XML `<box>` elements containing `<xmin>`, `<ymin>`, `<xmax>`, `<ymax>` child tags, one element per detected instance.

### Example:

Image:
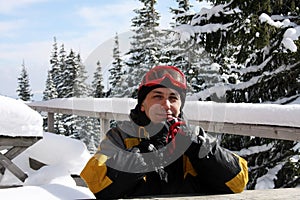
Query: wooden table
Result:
<box><xmin>133</xmin><ymin>187</ymin><xmax>300</xmax><ymax>200</ymax></box>
<box><xmin>0</xmin><ymin>136</ymin><xmax>41</xmax><ymax>182</ymax></box>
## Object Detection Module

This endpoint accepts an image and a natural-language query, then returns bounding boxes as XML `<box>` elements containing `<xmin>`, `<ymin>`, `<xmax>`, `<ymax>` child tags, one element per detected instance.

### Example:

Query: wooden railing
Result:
<box><xmin>26</xmin><ymin>98</ymin><xmax>300</xmax><ymax>199</ymax></box>
<box><xmin>27</xmin><ymin>98</ymin><xmax>300</xmax><ymax>141</ymax></box>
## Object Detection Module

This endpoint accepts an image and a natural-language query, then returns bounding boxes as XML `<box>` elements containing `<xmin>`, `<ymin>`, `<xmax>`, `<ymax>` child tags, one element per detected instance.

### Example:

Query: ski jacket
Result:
<box><xmin>80</xmin><ymin>110</ymin><xmax>248</xmax><ymax>199</ymax></box>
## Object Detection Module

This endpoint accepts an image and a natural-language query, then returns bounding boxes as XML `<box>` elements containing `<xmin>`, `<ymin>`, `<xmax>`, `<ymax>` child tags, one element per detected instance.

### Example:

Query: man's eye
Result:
<box><xmin>153</xmin><ymin>95</ymin><xmax>163</xmax><ymax>99</ymax></box>
<box><xmin>169</xmin><ymin>96</ymin><xmax>179</xmax><ymax>101</ymax></box>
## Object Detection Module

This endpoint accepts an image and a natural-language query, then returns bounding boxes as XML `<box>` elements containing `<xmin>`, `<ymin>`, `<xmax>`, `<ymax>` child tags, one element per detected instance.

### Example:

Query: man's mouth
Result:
<box><xmin>166</xmin><ymin>114</ymin><xmax>174</xmax><ymax>120</ymax></box>
<box><xmin>155</xmin><ymin>113</ymin><xmax>173</xmax><ymax>119</ymax></box>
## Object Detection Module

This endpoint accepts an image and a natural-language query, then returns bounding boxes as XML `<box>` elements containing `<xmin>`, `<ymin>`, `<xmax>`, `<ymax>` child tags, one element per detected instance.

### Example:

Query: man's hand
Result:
<box><xmin>164</xmin><ymin>117</ymin><xmax>193</xmax><ymax>155</ymax></box>
<box><xmin>106</xmin><ymin>147</ymin><xmax>148</xmax><ymax>174</ymax></box>
<box><xmin>133</xmin><ymin>138</ymin><xmax>168</xmax><ymax>182</ymax></box>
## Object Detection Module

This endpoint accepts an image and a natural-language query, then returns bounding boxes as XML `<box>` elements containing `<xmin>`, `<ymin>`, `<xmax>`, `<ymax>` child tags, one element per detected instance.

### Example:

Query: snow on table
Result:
<box><xmin>0</xmin><ymin>132</ymin><xmax>94</xmax><ymax>199</ymax></box>
<box><xmin>0</xmin><ymin>131</ymin><xmax>91</xmax><ymax>185</ymax></box>
<box><xmin>0</xmin><ymin>96</ymin><xmax>43</xmax><ymax>137</ymax></box>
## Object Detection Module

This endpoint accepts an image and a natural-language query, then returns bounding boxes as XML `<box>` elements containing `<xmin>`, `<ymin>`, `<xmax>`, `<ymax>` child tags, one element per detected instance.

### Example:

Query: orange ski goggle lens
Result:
<box><xmin>139</xmin><ymin>66</ymin><xmax>187</xmax><ymax>90</ymax></box>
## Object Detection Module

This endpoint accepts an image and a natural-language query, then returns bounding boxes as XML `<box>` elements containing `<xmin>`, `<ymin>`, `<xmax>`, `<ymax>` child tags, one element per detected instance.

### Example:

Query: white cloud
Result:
<box><xmin>0</xmin><ymin>19</ymin><xmax>27</xmax><ymax>37</ymax></box>
<box><xmin>77</xmin><ymin>1</ymin><xmax>141</xmax><ymax>27</ymax></box>
<box><xmin>0</xmin><ymin>0</ymin><xmax>48</xmax><ymax>13</ymax></box>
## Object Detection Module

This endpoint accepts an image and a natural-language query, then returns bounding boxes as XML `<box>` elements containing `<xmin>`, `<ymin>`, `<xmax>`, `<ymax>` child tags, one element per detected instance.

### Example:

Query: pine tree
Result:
<box><xmin>170</xmin><ymin>0</ymin><xmax>193</xmax><ymax>28</ymax></box>
<box><xmin>16</xmin><ymin>61</ymin><xmax>32</xmax><ymax>101</ymax></box>
<box><xmin>46</xmin><ymin>38</ymin><xmax>95</xmax><ymax>138</ymax></box>
<box><xmin>87</xmin><ymin>135</ymin><xmax>97</xmax><ymax>154</ymax></box>
<box><xmin>76</xmin><ymin>115</ymin><xmax>101</xmax><ymax>154</ymax></box>
<box><xmin>188</xmin><ymin>0</ymin><xmax>300</xmax><ymax>103</ymax></box>
<box><xmin>71</xmin><ymin>53</ymin><xmax>99</xmax><ymax>149</ymax></box>
<box><xmin>43</xmin><ymin>70</ymin><xmax>58</xmax><ymax>100</ymax></box>
<box><xmin>167</xmin><ymin>0</ymin><xmax>193</xmax><ymax>73</ymax></box>
<box><xmin>56</xmin><ymin>49</ymin><xmax>76</xmax><ymax>135</ymax></box>
<box><xmin>179</xmin><ymin>0</ymin><xmax>300</xmax><ymax>189</ymax></box>
<box><xmin>108</xmin><ymin>33</ymin><xmax>124</xmax><ymax>97</ymax></box>
<box><xmin>166</xmin><ymin>0</ymin><xmax>216</xmax><ymax>94</ymax></box>
<box><xmin>55</xmin><ymin>44</ymin><xmax>67</xmax><ymax>98</ymax></box>
<box><xmin>60</xmin><ymin>49</ymin><xmax>77</xmax><ymax>98</ymax></box>
<box><xmin>49</xmin><ymin>37</ymin><xmax>61</xmax><ymax>97</ymax></box>
<box><xmin>45</xmin><ymin>37</ymin><xmax>64</xmax><ymax>134</ymax></box>
<box><xmin>122</xmin><ymin>0</ymin><xmax>163</xmax><ymax>98</ymax></box>
<box><xmin>91</xmin><ymin>61</ymin><xmax>105</xmax><ymax>98</ymax></box>
<box><xmin>73</xmin><ymin>53</ymin><xmax>90</xmax><ymax>97</ymax></box>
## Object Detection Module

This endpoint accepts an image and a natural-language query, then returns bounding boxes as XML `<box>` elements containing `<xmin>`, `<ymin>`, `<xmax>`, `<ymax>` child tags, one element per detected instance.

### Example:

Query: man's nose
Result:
<box><xmin>161</xmin><ymin>98</ymin><xmax>171</xmax><ymax>109</ymax></box>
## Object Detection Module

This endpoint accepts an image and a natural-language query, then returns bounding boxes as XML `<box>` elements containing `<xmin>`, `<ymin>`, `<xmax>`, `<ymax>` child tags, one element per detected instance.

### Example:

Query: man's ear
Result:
<box><xmin>140</xmin><ymin>104</ymin><xmax>145</xmax><ymax>112</ymax></box>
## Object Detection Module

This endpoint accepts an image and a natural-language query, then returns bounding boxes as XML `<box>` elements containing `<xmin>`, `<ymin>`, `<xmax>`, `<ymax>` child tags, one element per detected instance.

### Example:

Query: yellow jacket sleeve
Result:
<box><xmin>80</xmin><ymin>153</ymin><xmax>113</xmax><ymax>194</ymax></box>
<box><xmin>226</xmin><ymin>155</ymin><xmax>249</xmax><ymax>193</ymax></box>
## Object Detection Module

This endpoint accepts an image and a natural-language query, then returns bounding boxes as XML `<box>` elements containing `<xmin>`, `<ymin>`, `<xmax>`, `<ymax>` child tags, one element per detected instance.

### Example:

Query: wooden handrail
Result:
<box><xmin>27</xmin><ymin>98</ymin><xmax>300</xmax><ymax>141</ymax></box>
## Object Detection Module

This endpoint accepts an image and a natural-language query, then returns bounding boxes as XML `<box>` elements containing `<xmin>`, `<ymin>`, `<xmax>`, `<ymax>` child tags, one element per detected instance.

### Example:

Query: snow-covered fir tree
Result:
<box><xmin>108</xmin><ymin>33</ymin><xmax>125</xmax><ymax>97</ymax></box>
<box><xmin>60</xmin><ymin>49</ymin><xmax>77</xmax><ymax>98</ymax></box>
<box><xmin>71</xmin><ymin>53</ymin><xmax>97</xmax><ymax>149</ymax></box>
<box><xmin>175</xmin><ymin>0</ymin><xmax>300</xmax><ymax>189</ymax></box>
<box><xmin>122</xmin><ymin>0</ymin><xmax>163</xmax><ymax>98</ymax></box>
<box><xmin>16</xmin><ymin>61</ymin><xmax>32</xmax><ymax>101</ymax></box>
<box><xmin>73</xmin><ymin>53</ymin><xmax>90</xmax><ymax>98</ymax></box>
<box><xmin>86</xmin><ymin>135</ymin><xmax>98</xmax><ymax>154</ymax></box>
<box><xmin>76</xmin><ymin>114</ymin><xmax>101</xmax><ymax>154</ymax></box>
<box><xmin>49</xmin><ymin>37</ymin><xmax>61</xmax><ymax>97</ymax></box>
<box><xmin>43</xmin><ymin>38</ymin><xmax>101</xmax><ymax>149</ymax></box>
<box><xmin>43</xmin><ymin>38</ymin><xmax>63</xmax><ymax>134</ymax></box>
<box><xmin>165</xmin><ymin>0</ymin><xmax>193</xmax><ymax>79</ymax></box>
<box><xmin>56</xmin><ymin>49</ymin><xmax>77</xmax><ymax>136</ymax></box>
<box><xmin>91</xmin><ymin>61</ymin><xmax>105</xmax><ymax>98</ymax></box>
<box><xmin>166</xmin><ymin>0</ymin><xmax>217</xmax><ymax>94</ymax></box>
<box><xmin>170</xmin><ymin>0</ymin><xmax>194</xmax><ymax>28</ymax></box>
<box><xmin>47</xmin><ymin>41</ymin><xmax>92</xmax><ymax>136</ymax></box>
<box><xmin>56</xmin><ymin>44</ymin><xmax>67</xmax><ymax>98</ymax></box>
<box><xmin>43</xmin><ymin>70</ymin><xmax>58</xmax><ymax>101</ymax></box>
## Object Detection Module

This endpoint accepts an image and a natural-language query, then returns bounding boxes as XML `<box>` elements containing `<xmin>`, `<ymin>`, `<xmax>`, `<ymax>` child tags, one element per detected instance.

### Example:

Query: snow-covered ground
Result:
<box><xmin>0</xmin><ymin>96</ymin><xmax>95</xmax><ymax>199</ymax></box>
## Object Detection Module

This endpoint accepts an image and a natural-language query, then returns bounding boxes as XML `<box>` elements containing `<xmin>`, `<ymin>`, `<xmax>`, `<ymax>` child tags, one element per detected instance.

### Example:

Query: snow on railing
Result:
<box><xmin>27</xmin><ymin>98</ymin><xmax>300</xmax><ymax>141</ymax></box>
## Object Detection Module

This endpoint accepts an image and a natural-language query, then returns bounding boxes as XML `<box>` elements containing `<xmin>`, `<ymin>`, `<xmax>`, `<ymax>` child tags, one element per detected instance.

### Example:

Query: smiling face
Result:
<box><xmin>140</xmin><ymin>87</ymin><xmax>182</xmax><ymax>124</ymax></box>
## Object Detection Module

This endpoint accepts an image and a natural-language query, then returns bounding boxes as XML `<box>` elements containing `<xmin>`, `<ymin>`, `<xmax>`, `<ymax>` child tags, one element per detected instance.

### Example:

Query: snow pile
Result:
<box><xmin>0</xmin><ymin>95</ymin><xmax>43</xmax><ymax>137</ymax></box>
<box><xmin>0</xmin><ymin>96</ymin><xmax>95</xmax><ymax>199</ymax></box>
<box><xmin>0</xmin><ymin>132</ymin><xmax>95</xmax><ymax>199</ymax></box>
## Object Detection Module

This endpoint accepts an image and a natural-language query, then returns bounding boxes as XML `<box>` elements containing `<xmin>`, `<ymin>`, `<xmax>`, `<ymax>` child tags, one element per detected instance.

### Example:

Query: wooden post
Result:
<box><xmin>100</xmin><ymin>118</ymin><xmax>110</xmax><ymax>140</ymax></box>
<box><xmin>48</xmin><ymin>112</ymin><xmax>55</xmax><ymax>133</ymax></box>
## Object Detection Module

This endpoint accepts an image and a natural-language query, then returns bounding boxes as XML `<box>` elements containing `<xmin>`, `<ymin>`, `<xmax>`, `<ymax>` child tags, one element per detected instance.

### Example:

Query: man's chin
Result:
<box><xmin>152</xmin><ymin>116</ymin><xmax>167</xmax><ymax>124</ymax></box>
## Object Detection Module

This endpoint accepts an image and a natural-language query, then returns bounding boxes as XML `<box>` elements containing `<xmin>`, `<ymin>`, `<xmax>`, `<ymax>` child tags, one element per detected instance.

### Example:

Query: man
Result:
<box><xmin>80</xmin><ymin>66</ymin><xmax>248</xmax><ymax>199</ymax></box>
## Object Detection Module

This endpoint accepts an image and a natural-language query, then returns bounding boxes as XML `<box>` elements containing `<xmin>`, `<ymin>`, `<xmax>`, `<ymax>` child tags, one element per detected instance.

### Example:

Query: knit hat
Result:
<box><xmin>137</xmin><ymin>66</ymin><xmax>187</xmax><ymax>109</ymax></box>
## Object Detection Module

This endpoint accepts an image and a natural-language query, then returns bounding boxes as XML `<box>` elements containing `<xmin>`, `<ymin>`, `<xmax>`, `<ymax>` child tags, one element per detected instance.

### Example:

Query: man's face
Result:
<box><xmin>141</xmin><ymin>87</ymin><xmax>182</xmax><ymax>123</ymax></box>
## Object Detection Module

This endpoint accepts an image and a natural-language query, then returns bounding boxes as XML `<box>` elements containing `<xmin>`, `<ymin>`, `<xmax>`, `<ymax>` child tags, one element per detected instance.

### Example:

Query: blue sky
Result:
<box><xmin>0</xmin><ymin>0</ymin><xmax>209</xmax><ymax>100</ymax></box>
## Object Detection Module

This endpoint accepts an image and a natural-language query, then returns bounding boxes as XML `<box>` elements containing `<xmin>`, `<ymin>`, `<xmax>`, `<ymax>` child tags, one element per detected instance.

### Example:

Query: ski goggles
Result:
<box><xmin>139</xmin><ymin>66</ymin><xmax>187</xmax><ymax>90</ymax></box>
